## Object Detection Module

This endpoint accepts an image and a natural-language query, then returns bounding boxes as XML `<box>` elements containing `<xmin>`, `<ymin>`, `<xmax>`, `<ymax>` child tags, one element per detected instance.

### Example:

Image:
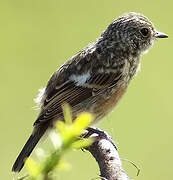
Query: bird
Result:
<box><xmin>12</xmin><ymin>12</ymin><xmax>168</xmax><ymax>172</ymax></box>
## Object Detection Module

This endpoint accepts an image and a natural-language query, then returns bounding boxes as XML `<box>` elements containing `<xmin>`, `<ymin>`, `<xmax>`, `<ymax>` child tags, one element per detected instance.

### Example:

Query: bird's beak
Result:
<box><xmin>155</xmin><ymin>31</ymin><xmax>168</xmax><ymax>38</ymax></box>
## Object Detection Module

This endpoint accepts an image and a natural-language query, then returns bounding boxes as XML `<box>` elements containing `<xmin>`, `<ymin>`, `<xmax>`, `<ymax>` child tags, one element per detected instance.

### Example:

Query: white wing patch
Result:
<box><xmin>69</xmin><ymin>71</ymin><xmax>90</xmax><ymax>86</ymax></box>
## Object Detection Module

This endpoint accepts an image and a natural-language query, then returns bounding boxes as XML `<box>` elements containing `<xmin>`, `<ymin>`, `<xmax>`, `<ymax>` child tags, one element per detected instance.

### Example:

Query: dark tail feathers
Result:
<box><xmin>12</xmin><ymin>127</ymin><xmax>47</xmax><ymax>172</ymax></box>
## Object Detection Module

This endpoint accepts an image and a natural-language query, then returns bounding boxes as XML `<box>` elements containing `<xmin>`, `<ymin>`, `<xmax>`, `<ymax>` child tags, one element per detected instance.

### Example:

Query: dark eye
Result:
<box><xmin>140</xmin><ymin>28</ymin><xmax>149</xmax><ymax>37</ymax></box>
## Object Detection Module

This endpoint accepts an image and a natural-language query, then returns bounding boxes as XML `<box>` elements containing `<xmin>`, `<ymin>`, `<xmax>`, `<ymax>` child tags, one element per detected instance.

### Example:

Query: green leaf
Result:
<box><xmin>25</xmin><ymin>158</ymin><xmax>41</xmax><ymax>179</ymax></box>
<box><xmin>71</xmin><ymin>138</ymin><xmax>93</xmax><ymax>149</ymax></box>
<box><xmin>56</xmin><ymin>113</ymin><xmax>93</xmax><ymax>147</ymax></box>
<box><xmin>25</xmin><ymin>110</ymin><xmax>94</xmax><ymax>180</ymax></box>
<box><xmin>73</xmin><ymin>113</ymin><xmax>93</xmax><ymax>134</ymax></box>
<box><xmin>54</xmin><ymin>159</ymin><xmax>71</xmax><ymax>171</ymax></box>
<box><xmin>62</xmin><ymin>103</ymin><xmax>72</xmax><ymax>125</ymax></box>
<box><xmin>41</xmin><ymin>151</ymin><xmax>61</xmax><ymax>174</ymax></box>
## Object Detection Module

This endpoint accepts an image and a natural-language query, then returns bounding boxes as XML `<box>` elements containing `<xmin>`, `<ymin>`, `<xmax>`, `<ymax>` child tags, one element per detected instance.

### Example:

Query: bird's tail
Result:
<box><xmin>12</xmin><ymin>126</ymin><xmax>47</xmax><ymax>172</ymax></box>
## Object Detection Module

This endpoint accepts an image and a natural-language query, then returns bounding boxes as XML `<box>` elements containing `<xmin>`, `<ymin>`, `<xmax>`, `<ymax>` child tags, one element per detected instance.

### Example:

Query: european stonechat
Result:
<box><xmin>12</xmin><ymin>12</ymin><xmax>168</xmax><ymax>172</ymax></box>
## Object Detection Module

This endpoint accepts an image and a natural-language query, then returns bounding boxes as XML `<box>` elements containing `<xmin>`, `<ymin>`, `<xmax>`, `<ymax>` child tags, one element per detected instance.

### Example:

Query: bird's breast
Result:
<box><xmin>93</xmin><ymin>84</ymin><xmax>128</xmax><ymax>122</ymax></box>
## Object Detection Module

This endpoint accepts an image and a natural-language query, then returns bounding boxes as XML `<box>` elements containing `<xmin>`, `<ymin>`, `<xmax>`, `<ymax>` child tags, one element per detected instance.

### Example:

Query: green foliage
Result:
<box><xmin>19</xmin><ymin>108</ymin><xmax>93</xmax><ymax>180</ymax></box>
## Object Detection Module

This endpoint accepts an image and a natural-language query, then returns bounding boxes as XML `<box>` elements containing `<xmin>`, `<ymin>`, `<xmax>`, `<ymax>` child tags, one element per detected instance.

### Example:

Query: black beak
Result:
<box><xmin>155</xmin><ymin>31</ymin><xmax>168</xmax><ymax>38</ymax></box>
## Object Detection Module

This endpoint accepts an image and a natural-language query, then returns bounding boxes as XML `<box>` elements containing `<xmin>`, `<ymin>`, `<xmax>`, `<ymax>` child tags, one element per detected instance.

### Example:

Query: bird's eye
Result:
<box><xmin>140</xmin><ymin>28</ymin><xmax>149</xmax><ymax>37</ymax></box>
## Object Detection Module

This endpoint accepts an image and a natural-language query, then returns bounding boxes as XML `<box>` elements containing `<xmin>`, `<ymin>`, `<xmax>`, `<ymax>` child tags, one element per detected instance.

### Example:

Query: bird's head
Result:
<box><xmin>101</xmin><ymin>12</ymin><xmax>168</xmax><ymax>55</ymax></box>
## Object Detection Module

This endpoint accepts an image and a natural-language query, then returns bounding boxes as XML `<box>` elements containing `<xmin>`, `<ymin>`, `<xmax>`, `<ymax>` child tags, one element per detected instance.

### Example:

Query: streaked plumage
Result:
<box><xmin>12</xmin><ymin>12</ymin><xmax>168</xmax><ymax>172</ymax></box>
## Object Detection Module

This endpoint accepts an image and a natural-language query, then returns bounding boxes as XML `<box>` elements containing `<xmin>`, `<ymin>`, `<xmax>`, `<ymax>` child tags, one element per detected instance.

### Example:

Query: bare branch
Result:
<box><xmin>86</xmin><ymin>129</ymin><xmax>130</xmax><ymax>180</ymax></box>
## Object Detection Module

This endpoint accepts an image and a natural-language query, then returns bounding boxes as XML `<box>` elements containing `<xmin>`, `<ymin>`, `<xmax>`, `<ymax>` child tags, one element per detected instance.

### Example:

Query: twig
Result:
<box><xmin>86</xmin><ymin>129</ymin><xmax>130</xmax><ymax>180</ymax></box>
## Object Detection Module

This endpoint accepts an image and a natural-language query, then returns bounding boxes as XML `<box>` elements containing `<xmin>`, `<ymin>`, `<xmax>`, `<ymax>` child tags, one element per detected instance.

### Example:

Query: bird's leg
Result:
<box><xmin>82</xmin><ymin>127</ymin><xmax>118</xmax><ymax>150</ymax></box>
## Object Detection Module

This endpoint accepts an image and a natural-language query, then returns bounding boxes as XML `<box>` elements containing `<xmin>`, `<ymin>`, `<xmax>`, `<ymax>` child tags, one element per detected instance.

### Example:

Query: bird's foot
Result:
<box><xmin>82</xmin><ymin>127</ymin><xmax>118</xmax><ymax>150</ymax></box>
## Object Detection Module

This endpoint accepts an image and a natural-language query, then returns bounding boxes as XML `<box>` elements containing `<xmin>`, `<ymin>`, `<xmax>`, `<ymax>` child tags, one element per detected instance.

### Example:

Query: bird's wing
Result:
<box><xmin>34</xmin><ymin>66</ymin><xmax>122</xmax><ymax>126</ymax></box>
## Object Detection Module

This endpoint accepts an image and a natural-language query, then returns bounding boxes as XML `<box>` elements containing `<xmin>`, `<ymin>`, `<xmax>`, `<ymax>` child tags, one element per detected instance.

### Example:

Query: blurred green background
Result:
<box><xmin>0</xmin><ymin>0</ymin><xmax>172</xmax><ymax>179</ymax></box>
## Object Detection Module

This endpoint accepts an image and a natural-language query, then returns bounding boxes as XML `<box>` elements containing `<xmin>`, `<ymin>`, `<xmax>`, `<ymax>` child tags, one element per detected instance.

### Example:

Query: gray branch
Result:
<box><xmin>86</xmin><ymin>130</ymin><xmax>130</xmax><ymax>180</ymax></box>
